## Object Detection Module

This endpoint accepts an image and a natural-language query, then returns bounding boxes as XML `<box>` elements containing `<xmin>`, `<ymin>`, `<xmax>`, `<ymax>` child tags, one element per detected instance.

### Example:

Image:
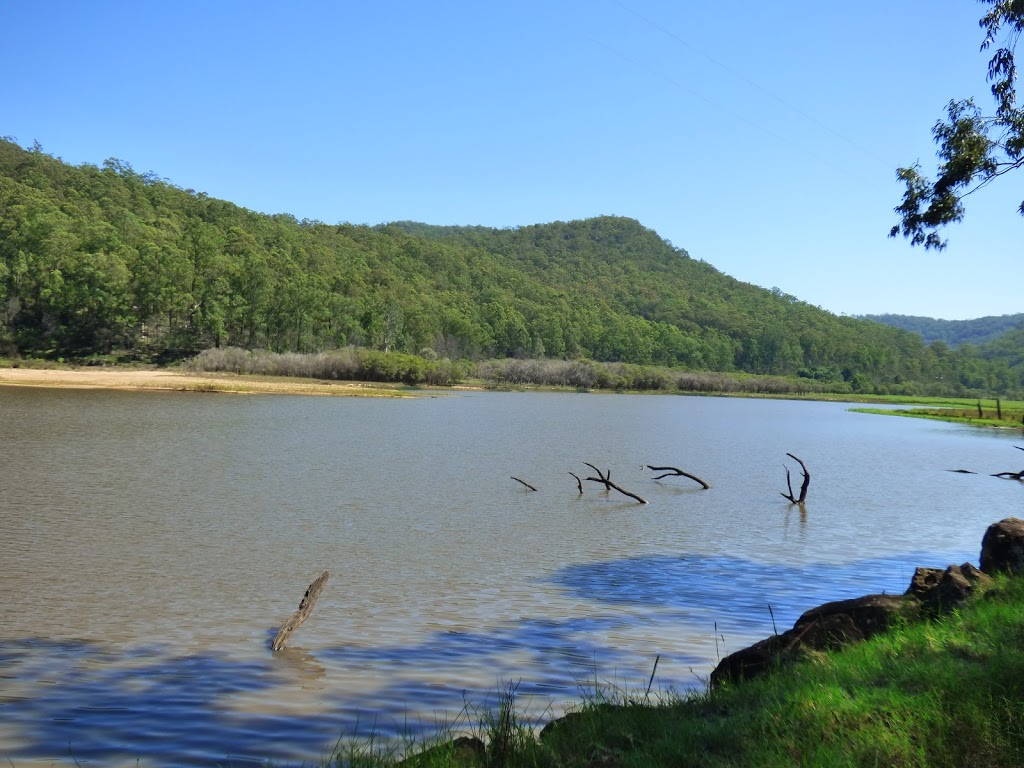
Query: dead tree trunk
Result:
<box><xmin>646</xmin><ymin>465</ymin><xmax>711</xmax><ymax>489</ymax></box>
<box><xmin>511</xmin><ymin>477</ymin><xmax>538</xmax><ymax>491</ymax></box>
<box><xmin>780</xmin><ymin>453</ymin><xmax>810</xmax><ymax>504</ymax></box>
<box><xmin>272</xmin><ymin>570</ymin><xmax>330</xmax><ymax>651</ymax></box>
<box><xmin>583</xmin><ymin>462</ymin><xmax>648</xmax><ymax>504</ymax></box>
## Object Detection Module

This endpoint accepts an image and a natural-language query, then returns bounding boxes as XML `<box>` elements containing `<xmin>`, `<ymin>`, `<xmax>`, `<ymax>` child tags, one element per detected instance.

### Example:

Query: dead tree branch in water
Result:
<box><xmin>646</xmin><ymin>465</ymin><xmax>711</xmax><ymax>489</ymax></box>
<box><xmin>584</xmin><ymin>462</ymin><xmax>648</xmax><ymax>504</ymax></box>
<box><xmin>584</xmin><ymin>463</ymin><xmax>613</xmax><ymax>490</ymax></box>
<box><xmin>780</xmin><ymin>453</ymin><xmax>810</xmax><ymax>504</ymax></box>
<box><xmin>569</xmin><ymin>472</ymin><xmax>583</xmax><ymax>494</ymax></box>
<box><xmin>272</xmin><ymin>570</ymin><xmax>330</xmax><ymax>651</ymax></box>
<box><xmin>992</xmin><ymin>446</ymin><xmax>1024</xmax><ymax>480</ymax></box>
<box><xmin>511</xmin><ymin>476</ymin><xmax>538</xmax><ymax>491</ymax></box>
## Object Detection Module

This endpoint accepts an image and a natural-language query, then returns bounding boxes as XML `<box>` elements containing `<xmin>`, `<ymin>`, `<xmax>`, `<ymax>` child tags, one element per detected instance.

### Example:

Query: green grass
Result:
<box><xmin>338</xmin><ymin>575</ymin><xmax>1024</xmax><ymax>768</ymax></box>
<box><xmin>851</xmin><ymin>399</ymin><xmax>1024</xmax><ymax>429</ymax></box>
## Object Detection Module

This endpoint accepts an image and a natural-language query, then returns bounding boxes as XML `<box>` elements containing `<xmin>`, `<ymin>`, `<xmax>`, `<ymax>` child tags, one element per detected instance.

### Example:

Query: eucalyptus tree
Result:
<box><xmin>891</xmin><ymin>1</ymin><xmax>1024</xmax><ymax>249</ymax></box>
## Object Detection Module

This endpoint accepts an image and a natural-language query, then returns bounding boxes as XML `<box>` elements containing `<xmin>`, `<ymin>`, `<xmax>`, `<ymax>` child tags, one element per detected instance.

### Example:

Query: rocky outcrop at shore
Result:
<box><xmin>710</xmin><ymin>518</ymin><xmax>1021</xmax><ymax>687</ymax></box>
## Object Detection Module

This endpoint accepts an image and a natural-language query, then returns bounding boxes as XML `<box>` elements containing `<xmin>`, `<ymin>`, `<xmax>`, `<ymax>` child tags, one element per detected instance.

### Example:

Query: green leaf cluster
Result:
<box><xmin>891</xmin><ymin>1</ymin><xmax>1024</xmax><ymax>249</ymax></box>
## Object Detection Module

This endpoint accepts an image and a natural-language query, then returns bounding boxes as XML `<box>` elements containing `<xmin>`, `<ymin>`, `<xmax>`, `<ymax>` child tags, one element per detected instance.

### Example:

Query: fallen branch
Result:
<box><xmin>583</xmin><ymin>462</ymin><xmax>647</xmax><ymax>504</ymax></box>
<box><xmin>569</xmin><ymin>472</ymin><xmax>583</xmax><ymax>494</ymax></box>
<box><xmin>646</xmin><ymin>465</ymin><xmax>711</xmax><ymax>489</ymax></box>
<box><xmin>511</xmin><ymin>476</ymin><xmax>538</xmax><ymax>491</ymax></box>
<box><xmin>780</xmin><ymin>453</ymin><xmax>810</xmax><ymax>504</ymax></box>
<box><xmin>272</xmin><ymin>570</ymin><xmax>330</xmax><ymax>652</ymax></box>
<box><xmin>992</xmin><ymin>446</ymin><xmax>1024</xmax><ymax>481</ymax></box>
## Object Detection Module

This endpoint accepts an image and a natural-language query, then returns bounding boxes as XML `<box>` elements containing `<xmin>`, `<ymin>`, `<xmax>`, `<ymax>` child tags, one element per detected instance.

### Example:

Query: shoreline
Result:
<box><xmin>0</xmin><ymin>366</ymin><xmax>413</xmax><ymax>397</ymax></box>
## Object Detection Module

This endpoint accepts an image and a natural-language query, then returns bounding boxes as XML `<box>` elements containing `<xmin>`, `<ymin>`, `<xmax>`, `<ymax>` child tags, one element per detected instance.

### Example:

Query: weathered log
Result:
<box><xmin>272</xmin><ymin>570</ymin><xmax>330</xmax><ymax>652</ymax></box>
<box><xmin>780</xmin><ymin>453</ymin><xmax>810</xmax><ymax>504</ymax></box>
<box><xmin>646</xmin><ymin>465</ymin><xmax>711</xmax><ymax>489</ymax></box>
<box><xmin>511</xmin><ymin>476</ymin><xmax>538</xmax><ymax>491</ymax></box>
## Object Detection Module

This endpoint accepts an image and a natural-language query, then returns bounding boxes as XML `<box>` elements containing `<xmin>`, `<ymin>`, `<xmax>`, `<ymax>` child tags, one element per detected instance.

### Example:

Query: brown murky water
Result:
<box><xmin>1</xmin><ymin>387</ymin><xmax>1019</xmax><ymax>766</ymax></box>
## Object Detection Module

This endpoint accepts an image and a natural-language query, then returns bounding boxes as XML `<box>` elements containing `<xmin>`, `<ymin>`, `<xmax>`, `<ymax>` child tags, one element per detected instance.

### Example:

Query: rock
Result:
<box><xmin>916</xmin><ymin>563</ymin><xmax>992</xmax><ymax>615</ymax></box>
<box><xmin>710</xmin><ymin>594</ymin><xmax>917</xmax><ymax>688</ymax></box>
<box><xmin>907</xmin><ymin>567</ymin><xmax>944</xmax><ymax>600</ymax></box>
<box><xmin>980</xmin><ymin>518</ymin><xmax>1024</xmax><ymax>575</ymax></box>
<box><xmin>794</xmin><ymin>593</ymin><xmax>918</xmax><ymax>639</ymax></box>
<box><xmin>709</xmin><ymin>633</ymin><xmax>789</xmax><ymax>686</ymax></box>
<box><xmin>398</xmin><ymin>736</ymin><xmax>485</xmax><ymax>767</ymax></box>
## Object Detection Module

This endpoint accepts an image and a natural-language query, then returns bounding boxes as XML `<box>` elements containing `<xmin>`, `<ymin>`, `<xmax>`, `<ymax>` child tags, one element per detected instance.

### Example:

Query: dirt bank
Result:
<box><xmin>0</xmin><ymin>366</ymin><xmax>411</xmax><ymax>397</ymax></box>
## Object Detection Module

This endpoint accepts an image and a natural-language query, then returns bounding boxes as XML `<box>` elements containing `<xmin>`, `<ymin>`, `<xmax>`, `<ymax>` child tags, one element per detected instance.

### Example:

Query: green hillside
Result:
<box><xmin>0</xmin><ymin>139</ymin><xmax>1019</xmax><ymax>396</ymax></box>
<box><xmin>862</xmin><ymin>313</ymin><xmax>1024</xmax><ymax>347</ymax></box>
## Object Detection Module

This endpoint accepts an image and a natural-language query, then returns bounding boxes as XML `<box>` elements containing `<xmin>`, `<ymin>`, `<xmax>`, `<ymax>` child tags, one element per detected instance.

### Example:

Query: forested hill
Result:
<box><xmin>862</xmin><ymin>313</ymin><xmax>1024</xmax><ymax>348</ymax></box>
<box><xmin>0</xmin><ymin>138</ymin><xmax>1018</xmax><ymax>395</ymax></box>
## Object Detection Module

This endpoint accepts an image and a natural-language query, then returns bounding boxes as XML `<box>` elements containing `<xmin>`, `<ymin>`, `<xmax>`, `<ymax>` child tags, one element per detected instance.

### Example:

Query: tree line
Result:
<box><xmin>0</xmin><ymin>138</ymin><xmax>1020</xmax><ymax>397</ymax></box>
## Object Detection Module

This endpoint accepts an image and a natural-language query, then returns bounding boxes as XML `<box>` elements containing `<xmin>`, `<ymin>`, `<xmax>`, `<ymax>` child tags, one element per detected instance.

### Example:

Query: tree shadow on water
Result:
<box><xmin>1</xmin><ymin>612</ymin><xmax>705</xmax><ymax>767</ymax></box>
<box><xmin>1</xmin><ymin>549</ymin><xmax>972</xmax><ymax>766</ymax></box>
<box><xmin>547</xmin><ymin>549</ymin><xmax>974</xmax><ymax>633</ymax></box>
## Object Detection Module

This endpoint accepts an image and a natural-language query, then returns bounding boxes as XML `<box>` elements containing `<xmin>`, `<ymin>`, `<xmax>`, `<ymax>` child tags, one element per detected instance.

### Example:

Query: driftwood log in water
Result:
<box><xmin>511</xmin><ymin>476</ymin><xmax>538</xmax><ymax>491</ymax></box>
<box><xmin>272</xmin><ymin>570</ymin><xmax>330</xmax><ymax>652</ymax></box>
<box><xmin>569</xmin><ymin>472</ymin><xmax>583</xmax><ymax>494</ymax></box>
<box><xmin>583</xmin><ymin>462</ymin><xmax>647</xmax><ymax>504</ymax></box>
<box><xmin>780</xmin><ymin>453</ymin><xmax>810</xmax><ymax>504</ymax></box>
<box><xmin>646</xmin><ymin>465</ymin><xmax>711</xmax><ymax>489</ymax></box>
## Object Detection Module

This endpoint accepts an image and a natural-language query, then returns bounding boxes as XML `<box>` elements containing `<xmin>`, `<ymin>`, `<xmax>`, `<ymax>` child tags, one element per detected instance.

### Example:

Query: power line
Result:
<box><xmin>614</xmin><ymin>1</ymin><xmax>893</xmax><ymax>169</ymax></box>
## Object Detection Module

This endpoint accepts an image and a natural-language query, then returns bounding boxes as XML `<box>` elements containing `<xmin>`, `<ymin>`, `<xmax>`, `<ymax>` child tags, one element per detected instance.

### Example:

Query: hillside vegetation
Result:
<box><xmin>863</xmin><ymin>313</ymin><xmax>1024</xmax><ymax>348</ymax></box>
<box><xmin>1</xmin><ymin>139</ymin><xmax>1019</xmax><ymax>396</ymax></box>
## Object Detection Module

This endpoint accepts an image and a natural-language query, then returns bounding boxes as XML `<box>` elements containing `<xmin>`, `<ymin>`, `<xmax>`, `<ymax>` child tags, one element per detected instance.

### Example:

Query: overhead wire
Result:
<box><xmin>606</xmin><ymin>1</ymin><xmax>895</xmax><ymax>175</ymax></box>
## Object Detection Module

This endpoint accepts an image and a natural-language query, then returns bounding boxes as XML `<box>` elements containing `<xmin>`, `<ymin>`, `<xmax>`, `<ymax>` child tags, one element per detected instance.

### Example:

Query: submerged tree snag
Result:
<box><xmin>583</xmin><ymin>462</ymin><xmax>648</xmax><ymax>504</ymax></box>
<box><xmin>511</xmin><ymin>476</ymin><xmax>538</xmax><ymax>491</ymax></box>
<box><xmin>781</xmin><ymin>453</ymin><xmax>810</xmax><ymax>504</ymax></box>
<box><xmin>272</xmin><ymin>570</ymin><xmax>330</xmax><ymax>652</ymax></box>
<box><xmin>992</xmin><ymin>446</ymin><xmax>1024</xmax><ymax>481</ymax></box>
<box><xmin>569</xmin><ymin>472</ymin><xmax>583</xmax><ymax>494</ymax></box>
<box><xmin>646</xmin><ymin>465</ymin><xmax>711</xmax><ymax>489</ymax></box>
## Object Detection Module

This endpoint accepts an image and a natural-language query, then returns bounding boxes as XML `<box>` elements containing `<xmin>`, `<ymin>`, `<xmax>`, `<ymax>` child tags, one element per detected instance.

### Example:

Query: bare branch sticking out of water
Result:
<box><xmin>583</xmin><ymin>462</ymin><xmax>647</xmax><ymax>504</ymax></box>
<box><xmin>780</xmin><ymin>453</ymin><xmax>810</xmax><ymax>504</ymax></box>
<box><xmin>511</xmin><ymin>477</ymin><xmax>538</xmax><ymax>491</ymax></box>
<box><xmin>646</xmin><ymin>465</ymin><xmax>711</xmax><ymax>489</ymax></box>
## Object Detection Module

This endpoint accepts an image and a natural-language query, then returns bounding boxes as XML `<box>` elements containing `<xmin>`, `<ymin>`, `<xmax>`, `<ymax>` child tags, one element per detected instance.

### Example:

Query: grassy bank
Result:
<box><xmin>851</xmin><ymin>397</ymin><xmax>1024</xmax><ymax>430</ymax></box>
<box><xmin>350</xmin><ymin>574</ymin><xmax>1024</xmax><ymax>768</ymax></box>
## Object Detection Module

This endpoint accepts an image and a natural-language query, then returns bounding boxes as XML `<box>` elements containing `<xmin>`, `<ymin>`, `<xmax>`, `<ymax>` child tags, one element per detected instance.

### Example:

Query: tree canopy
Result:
<box><xmin>890</xmin><ymin>0</ymin><xmax>1024</xmax><ymax>249</ymax></box>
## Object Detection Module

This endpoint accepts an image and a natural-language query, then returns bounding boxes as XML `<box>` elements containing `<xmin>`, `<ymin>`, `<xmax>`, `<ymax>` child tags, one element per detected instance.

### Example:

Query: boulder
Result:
<box><xmin>398</xmin><ymin>736</ymin><xmax>485</xmax><ymax>767</ymax></box>
<box><xmin>710</xmin><ymin>593</ymin><xmax>917</xmax><ymax>687</ymax></box>
<box><xmin>980</xmin><ymin>518</ymin><xmax>1024</xmax><ymax>575</ymax></box>
<box><xmin>794</xmin><ymin>593</ymin><xmax>917</xmax><ymax>638</ymax></box>
<box><xmin>907</xmin><ymin>563</ymin><xmax>991</xmax><ymax>615</ymax></box>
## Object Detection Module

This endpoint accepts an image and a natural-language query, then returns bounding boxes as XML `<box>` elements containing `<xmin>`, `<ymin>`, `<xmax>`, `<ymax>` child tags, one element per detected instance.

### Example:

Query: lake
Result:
<box><xmin>1</xmin><ymin>387</ymin><xmax>1021</xmax><ymax>766</ymax></box>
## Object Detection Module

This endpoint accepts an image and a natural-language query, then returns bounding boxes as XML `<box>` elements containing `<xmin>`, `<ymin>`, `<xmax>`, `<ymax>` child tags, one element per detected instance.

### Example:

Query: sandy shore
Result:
<box><xmin>0</xmin><ymin>366</ymin><xmax>412</xmax><ymax>397</ymax></box>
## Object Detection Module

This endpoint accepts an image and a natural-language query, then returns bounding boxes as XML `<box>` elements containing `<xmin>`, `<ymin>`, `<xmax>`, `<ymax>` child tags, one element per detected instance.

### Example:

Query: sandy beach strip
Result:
<box><xmin>0</xmin><ymin>366</ymin><xmax>410</xmax><ymax>397</ymax></box>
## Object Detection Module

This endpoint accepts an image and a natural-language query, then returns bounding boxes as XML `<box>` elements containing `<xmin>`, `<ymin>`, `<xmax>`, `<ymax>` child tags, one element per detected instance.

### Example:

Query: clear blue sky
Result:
<box><xmin>4</xmin><ymin>1</ymin><xmax>1019</xmax><ymax>320</ymax></box>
